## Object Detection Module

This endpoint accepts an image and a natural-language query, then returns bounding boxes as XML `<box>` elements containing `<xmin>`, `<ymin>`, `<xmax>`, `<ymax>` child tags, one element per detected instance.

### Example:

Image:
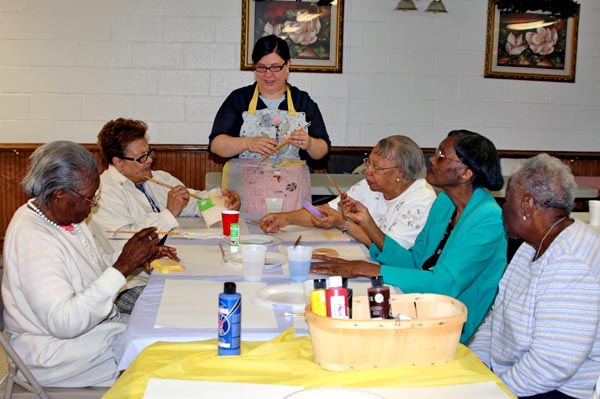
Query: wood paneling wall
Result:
<box><xmin>1</xmin><ymin>144</ymin><xmax>599</xmax><ymax>248</ymax></box>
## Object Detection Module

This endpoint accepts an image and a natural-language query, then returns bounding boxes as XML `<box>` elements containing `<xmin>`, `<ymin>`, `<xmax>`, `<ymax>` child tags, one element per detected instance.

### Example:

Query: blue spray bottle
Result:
<box><xmin>218</xmin><ymin>282</ymin><xmax>241</xmax><ymax>356</ymax></box>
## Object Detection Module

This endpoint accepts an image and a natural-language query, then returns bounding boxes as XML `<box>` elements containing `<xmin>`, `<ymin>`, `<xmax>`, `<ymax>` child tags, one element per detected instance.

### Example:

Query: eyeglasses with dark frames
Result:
<box><xmin>434</xmin><ymin>148</ymin><xmax>462</xmax><ymax>164</ymax></box>
<box><xmin>119</xmin><ymin>148</ymin><xmax>155</xmax><ymax>164</ymax></box>
<box><xmin>68</xmin><ymin>189</ymin><xmax>100</xmax><ymax>207</ymax></box>
<box><xmin>254</xmin><ymin>64</ymin><xmax>286</xmax><ymax>73</ymax></box>
<box><xmin>363</xmin><ymin>158</ymin><xmax>398</xmax><ymax>173</ymax></box>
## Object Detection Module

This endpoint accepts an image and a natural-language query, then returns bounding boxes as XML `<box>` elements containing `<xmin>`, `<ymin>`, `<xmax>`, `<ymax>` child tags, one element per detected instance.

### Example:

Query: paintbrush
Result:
<box><xmin>248</xmin><ymin>219</ymin><xmax>285</xmax><ymax>232</ymax></box>
<box><xmin>293</xmin><ymin>234</ymin><xmax>302</xmax><ymax>248</ymax></box>
<box><xmin>259</xmin><ymin>122</ymin><xmax>311</xmax><ymax>163</ymax></box>
<box><xmin>144</xmin><ymin>176</ymin><xmax>202</xmax><ymax>199</ymax></box>
<box><xmin>326</xmin><ymin>174</ymin><xmax>344</xmax><ymax>195</ymax></box>
<box><xmin>218</xmin><ymin>243</ymin><xmax>226</xmax><ymax>262</ymax></box>
<box><xmin>259</xmin><ymin>137</ymin><xmax>291</xmax><ymax>163</ymax></box>
<box><xmin>106</xmin><ymin>230</ymin><xmax>180</xmax><ymax>235</ymax></box>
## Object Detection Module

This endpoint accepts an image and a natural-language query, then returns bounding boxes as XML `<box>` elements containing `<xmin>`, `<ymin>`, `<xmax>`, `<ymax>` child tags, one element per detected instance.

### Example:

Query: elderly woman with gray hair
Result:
<box><xmin>260</xmin><ymin>135</ymin><xmax>437</xmax><ymax>249</ymax></box>
<box><xmin>470</xmin><ymin>154</ymin><xmax>600</xmax><ymax>399</ymax></box>
<box><xmin>2</xmin><ymin>141</ymin><xmax>177</xmax><ymax>387</ymax></box>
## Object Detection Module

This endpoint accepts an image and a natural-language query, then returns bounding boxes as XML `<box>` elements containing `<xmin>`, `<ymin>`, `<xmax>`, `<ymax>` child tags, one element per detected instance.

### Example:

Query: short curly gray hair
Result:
<box><xmin>509</xmin><ymin>153</ymin><xmax>576</xmax><ymax>212</ymax></box>
<box><xmin>22</xmin><ymin>140</ymin><xmax>98</xmax><ymax>207</ymax></box>
<box><xmin>374</xmin><ymin>135</ymin><xmax>425</xmax><ymax>181</ymax></box>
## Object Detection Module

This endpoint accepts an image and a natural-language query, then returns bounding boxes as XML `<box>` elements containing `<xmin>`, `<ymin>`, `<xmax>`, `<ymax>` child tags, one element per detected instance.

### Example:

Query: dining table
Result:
<box><xmin>112</xmin><ymin>215</ymin><xmax>375</xmax><ymax>371</ymax></box>
<box><xmin>104</xmin><ymin>214</ymin><xmax>517</xmax><ymax>399</ymax></box>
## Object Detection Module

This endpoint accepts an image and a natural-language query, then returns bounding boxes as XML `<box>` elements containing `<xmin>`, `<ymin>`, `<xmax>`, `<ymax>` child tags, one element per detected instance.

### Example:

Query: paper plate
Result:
<box><xmin>283</xmin><ymin>387</ymin><xmax>384</xmax><ymax>399</ymax></box>
<box><xmin>253</xmin><ymin>284</ymin><xmax>306</xmax><ymax>312</ymax></box>
<box><xmin>223</xmin><ymin>252</ymin><xmax>286</xmax><ymax>269</ymax></box>
<box><xmin>223</xmin><ymin>234</ymin><xmax>281</xmax><ymax>245</ymax></box>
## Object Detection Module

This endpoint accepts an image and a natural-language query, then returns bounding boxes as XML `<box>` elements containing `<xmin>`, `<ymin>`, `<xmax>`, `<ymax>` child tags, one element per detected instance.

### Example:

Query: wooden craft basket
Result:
<box><xmin>304</xmin><ymin>293</ymin><xmax>467</xmax><ymax>371</ymax></box>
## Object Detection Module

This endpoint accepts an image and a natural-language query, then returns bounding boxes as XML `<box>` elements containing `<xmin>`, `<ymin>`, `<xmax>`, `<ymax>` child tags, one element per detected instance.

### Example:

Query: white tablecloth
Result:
<box><xmin>113</xmin><ymin>216</ymin><xmax>377</xmax><ymax>370</ymax></box>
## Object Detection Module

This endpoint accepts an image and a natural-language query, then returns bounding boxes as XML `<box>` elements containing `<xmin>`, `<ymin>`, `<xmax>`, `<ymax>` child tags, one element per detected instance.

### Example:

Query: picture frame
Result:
<box><xmin>241</xmin><ymin>0</ymin><xmax>344</xmax><ymax>73</ymax></box>
<box><xmin>484</xmin><ymin>0</ymin><xmax>580</xmax><ymax>83</ymax></box>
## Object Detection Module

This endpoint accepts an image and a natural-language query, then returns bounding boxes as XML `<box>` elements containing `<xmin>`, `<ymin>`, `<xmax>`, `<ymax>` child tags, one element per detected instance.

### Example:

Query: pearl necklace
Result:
<box><xmin>534</xmin><ymin>216</ymin><xmax>567</xmax><ymax>261</ymax></box>
<box><xmin>27</xmin><ymin>199</ymin><xmax>100</xmax><ymax>270</ymax></box>
<box><xmin>27</xmin><ymin>199</ymin><xmax>75</xmax><ymax>235</ymax></box>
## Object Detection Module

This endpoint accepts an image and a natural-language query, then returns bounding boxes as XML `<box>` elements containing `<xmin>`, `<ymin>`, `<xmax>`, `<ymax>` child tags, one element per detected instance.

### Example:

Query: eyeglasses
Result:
<box><xmin>254</xmin><ymin>64</ymin><xmax>285</xmax><ymax>73</ymax></box>
<box><xmin>434</xmin><ymin>148</ymin><xmax>462</xmax><ymax>163</ymax></box>
<box><xmin>363</xmin><ymin>158</ymin><xmax>398</xmax><ymax>173</ymax></box>
<box><xmin>119</xmin><ymin>148</ymin><xmax>154</xmax><ymax>164</ymax></box>
<box><xmin>68</xmin><ymin>189</ymin><xmax>100</xmax><ymax>207</ymax></box>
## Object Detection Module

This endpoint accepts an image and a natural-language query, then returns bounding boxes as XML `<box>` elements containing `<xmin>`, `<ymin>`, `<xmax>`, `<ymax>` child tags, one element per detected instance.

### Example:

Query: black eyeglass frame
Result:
<box><xmin>253</xmin><ymin>64</ymin><xmax>286</xmax><ymax>73</ymax></box>
<box><xmin>119</xmin><ymin>148</ymin><xmax>155</xmax><ymax>164</ymax></box>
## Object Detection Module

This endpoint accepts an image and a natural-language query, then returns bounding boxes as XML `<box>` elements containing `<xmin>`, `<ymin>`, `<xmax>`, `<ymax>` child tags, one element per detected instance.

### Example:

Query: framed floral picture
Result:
<box><xmin>484</xmin><ymin>0</ymin><xmax>580</xmax><ymax>82</ymax></box>
<box><xmin>241</xmin><ymin>0</ymin><xmax>344</xmax><ymax>73</ymax></box>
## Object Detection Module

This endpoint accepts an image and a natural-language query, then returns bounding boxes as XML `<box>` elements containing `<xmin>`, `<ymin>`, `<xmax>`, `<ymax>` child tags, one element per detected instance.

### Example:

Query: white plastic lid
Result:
<box><xmin>328</xmin><ymin>276</ymin><xmax>342</xmax><ymax>288</ymax></box>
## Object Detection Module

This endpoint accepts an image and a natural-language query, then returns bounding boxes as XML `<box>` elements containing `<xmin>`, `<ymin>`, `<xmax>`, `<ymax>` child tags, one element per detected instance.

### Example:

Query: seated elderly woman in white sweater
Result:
<box><xmin>2</xmin><ymin>141</ymin><xmax>177</xmax><ymax>387</ymax></box>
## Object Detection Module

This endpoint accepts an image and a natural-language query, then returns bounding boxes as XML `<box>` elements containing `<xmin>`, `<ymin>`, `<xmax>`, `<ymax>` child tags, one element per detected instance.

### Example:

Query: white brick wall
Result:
<box><xmin>0</xmin><ymin>0</ymin><xmax>598</xmax><ymax>151</ymax></box>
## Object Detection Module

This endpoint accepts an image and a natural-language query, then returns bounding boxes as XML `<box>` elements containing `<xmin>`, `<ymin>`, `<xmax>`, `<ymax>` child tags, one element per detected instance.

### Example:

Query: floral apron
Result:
<box><xmin>223</xmin><ymin>85</ymin><xmax>311</xmax><ymax>214</ymax></box>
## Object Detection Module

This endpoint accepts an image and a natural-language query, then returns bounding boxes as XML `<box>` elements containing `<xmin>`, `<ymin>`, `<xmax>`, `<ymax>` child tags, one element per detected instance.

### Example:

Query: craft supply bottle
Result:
<box><xmin>310</xmin><ymin>278</ymin><xmax>327</xmax><ymax>317</ymax></box>
<box><xmin>325</xmin><ymin>276</ymin><xmax>349</xmax><ymax>319</ymax></box>
<box><xmin>341</xmin><ymin>277</ymin><xmax>353</xmax><ymax>318</ymax></box>
<box><xmin>229</xmin><ymin>223</ymin><xmax>240</xmax><ymax>253</ymax></box>
<box><xmin>368</xmin><ymin>276</ymin><xmax>391</xmax><ymax>320</ymax></box>
<box><xmin>218</xmin><ymin>282</ymin><xmax>241</xmax><ymax>356</ymax></box>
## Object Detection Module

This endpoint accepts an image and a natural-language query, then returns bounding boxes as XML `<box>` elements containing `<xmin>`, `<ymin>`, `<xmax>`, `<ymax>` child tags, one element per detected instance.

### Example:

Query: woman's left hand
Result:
<box><xmin>289</xmin><ymin>128</ymin><xmax>311</xmax><ymax>151</ymax></box>
<box><xmin>310</xmin><ymin>255</ymin><xmax>381</xmax><ymax>279</ymax></box>
<box><xmin>341</xmin><ymin>196</ymin><xmax>372</xmax><ymax>226</ymax></box>
<box><xmin>222</xmin><ymin>188</ymin><xmax>241</xmax><ymax>211</ymax></box>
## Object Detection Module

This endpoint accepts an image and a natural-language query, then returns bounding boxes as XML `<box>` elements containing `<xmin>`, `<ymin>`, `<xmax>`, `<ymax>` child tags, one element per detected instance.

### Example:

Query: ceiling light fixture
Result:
<box><xmin>425</xmin><ymin>0</ymin><xmax>448</xmax><ymax>13</ymax></box>
<box><xmin>395</xmin><ymin>0</ymin><xmax>417</xmax><ymax>11</ymax></box>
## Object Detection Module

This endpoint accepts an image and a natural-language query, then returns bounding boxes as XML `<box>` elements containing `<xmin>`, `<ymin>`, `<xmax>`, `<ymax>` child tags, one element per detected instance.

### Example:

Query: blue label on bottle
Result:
<box><xmin>218</xmin><ymin>294</ymin><xmax>241</xmax><ymax>356</ymax></box>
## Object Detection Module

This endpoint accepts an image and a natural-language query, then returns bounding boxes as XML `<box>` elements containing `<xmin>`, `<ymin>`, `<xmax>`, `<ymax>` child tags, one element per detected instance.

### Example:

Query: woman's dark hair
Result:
<box><xmin>252</xmin><ymin>35</ymin><xmax>291</xmax><ymax>64</ymax></box>
<box><xmin>448</xmin><ymin>130</ymin><xmax>504</xmax><ymax>191</ymax></box>
<box><xmin>98</xmin><ymin>118</ymin><xmax>148</xmax><ymax>165</ymax></box>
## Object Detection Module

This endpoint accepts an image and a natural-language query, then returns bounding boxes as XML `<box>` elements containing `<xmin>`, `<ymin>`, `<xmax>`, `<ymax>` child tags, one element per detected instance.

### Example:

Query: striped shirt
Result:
<box><xmin>470</xmin><ymin>220</ymin><xmax>600</xmax><ymax>398</ymax></box>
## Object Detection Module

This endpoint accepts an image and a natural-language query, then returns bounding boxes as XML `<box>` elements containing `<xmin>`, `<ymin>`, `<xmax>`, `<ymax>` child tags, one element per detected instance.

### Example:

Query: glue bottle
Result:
<box><xmin>368</xmin><ymin>275</ymin><xmax>391</xmax><ymax>320</ymax></box>
<box><xmin>218</xmin><ymin>282</ymin><xmax>241</xmax><ymax>356</ymax></box>
<box><xmin>309</xmin><ymin>278</ymin><xmax>327</xmax><ymax>317</ymax></box>
<box><xmin>342</xmin><ymin>277</ymin><xmax>353</xmax><ymax>318</ymax></box>
<box><xmin>229</xmin><ymin>223</ymin><xmax>240</xmax><ymax>253</ymax></box>
<box><xmin>325</xmin><ymin>276</ymin><xmax>349</xmax><ymax>319</ymax></box>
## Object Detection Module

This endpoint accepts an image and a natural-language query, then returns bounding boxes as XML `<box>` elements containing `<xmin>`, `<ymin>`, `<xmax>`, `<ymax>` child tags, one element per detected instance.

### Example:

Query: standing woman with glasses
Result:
<box><xmin>260</xmin><ymin>135</ymin><xmax>437</xmax><ymax>250</ymax></box>
<box><xmin>312</xmin><ymin>130</ymin><xmax>507</xmax><ymax>344</ymax></box>
<box><xmin>89</xmin><ymin>118</ymin><xmax>240</xmax><ymax>253</ymax></box>
<box><xmin>209</xmin><ymin>34</ymin><xmax>331</xmax><ymax>212</ymax></box>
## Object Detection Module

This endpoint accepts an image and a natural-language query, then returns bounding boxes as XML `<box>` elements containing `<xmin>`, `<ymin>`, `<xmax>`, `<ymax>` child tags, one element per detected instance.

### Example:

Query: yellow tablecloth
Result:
<box><xmin>102</xmin><ymin>329</ymin><xmax>516</xmax><ymax>399</ymax></box>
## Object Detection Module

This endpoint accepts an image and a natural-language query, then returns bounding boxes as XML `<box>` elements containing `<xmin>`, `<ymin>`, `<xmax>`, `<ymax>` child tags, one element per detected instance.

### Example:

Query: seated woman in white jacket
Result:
<box><xmin>88</xmin><ymin>117</ymin><xmax>240</xmax><ymax>253</ymax></box>
<box><xmin>2</xmin><ymin>141</ymin><xmax>174</xmax><ymax>387</ymax></box>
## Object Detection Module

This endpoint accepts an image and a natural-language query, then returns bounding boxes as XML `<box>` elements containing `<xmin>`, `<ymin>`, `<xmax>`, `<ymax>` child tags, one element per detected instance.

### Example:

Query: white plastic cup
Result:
<box><xmin>589</xmin><ymin>200</ymin><xmax>600</xmax><ymax>226</ymax></box>
<box><xmin>241</xmin><ymin>244</ymin><xmax>267</xmax><ymax>282</ymax></box>
<box><xmin>265</xmin><ymin>197</ymin><xmax>284</xmax><ymax>213</ymax></box>
<box><xmin>287</xmin><ymin>245</ymin><xmax>313</xmax><ymax>283</ymax></box>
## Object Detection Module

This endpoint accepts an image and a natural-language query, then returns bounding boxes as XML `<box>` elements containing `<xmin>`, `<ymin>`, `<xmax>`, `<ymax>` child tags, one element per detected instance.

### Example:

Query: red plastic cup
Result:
<box><xmin>222</xmin><ymin>210</ymin><xmax>240</xmax><ymax>236</ymax></box>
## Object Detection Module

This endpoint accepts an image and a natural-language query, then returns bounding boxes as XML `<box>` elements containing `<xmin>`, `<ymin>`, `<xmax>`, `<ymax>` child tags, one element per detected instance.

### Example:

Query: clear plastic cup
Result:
<box><xmin>241</xmin><ymin>244</ymin><xmax>267</xmax><ymax>282</ymax></box>
<box><xmin>265</xmin><ymin>197</ymin><xmax>284</xmax><ymax>213</ymax></box>
<box><xmin>287</xmin><ymin>245</ymin><xmax>313</xmax><ymax>283</ymax></box>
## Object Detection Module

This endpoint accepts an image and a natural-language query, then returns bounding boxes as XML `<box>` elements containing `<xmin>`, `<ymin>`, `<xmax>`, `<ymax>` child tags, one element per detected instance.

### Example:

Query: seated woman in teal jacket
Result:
<box><xmin>312</xmin><ymin>130</ymin><xmax>508</xmax><ymax>344</ymax></box>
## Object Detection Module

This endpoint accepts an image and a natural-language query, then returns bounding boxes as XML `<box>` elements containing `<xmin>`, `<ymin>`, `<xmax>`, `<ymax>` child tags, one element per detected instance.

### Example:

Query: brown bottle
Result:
<box><xmin>368</xmin><ymin>275</ymin><xmax>391</xmax><ymax>320</ymax></box>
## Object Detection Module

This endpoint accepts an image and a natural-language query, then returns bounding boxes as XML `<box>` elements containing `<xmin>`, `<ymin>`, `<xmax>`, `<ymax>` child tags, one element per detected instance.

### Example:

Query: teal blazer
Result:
<box><xmin>369</xmin><ymin>188</ymin><xmax>507</xmax><ymax>343</ymax></box>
